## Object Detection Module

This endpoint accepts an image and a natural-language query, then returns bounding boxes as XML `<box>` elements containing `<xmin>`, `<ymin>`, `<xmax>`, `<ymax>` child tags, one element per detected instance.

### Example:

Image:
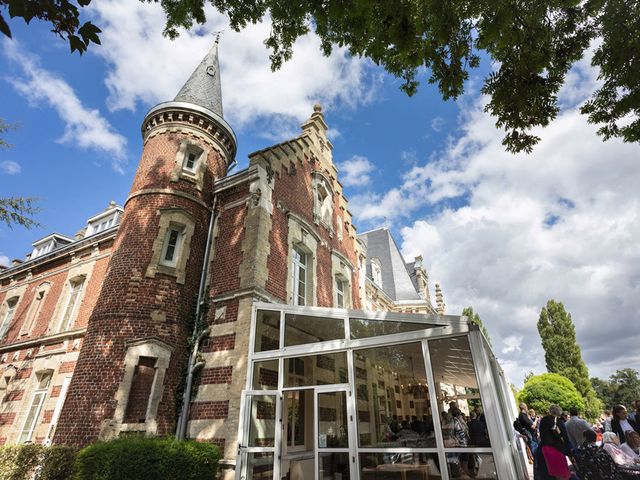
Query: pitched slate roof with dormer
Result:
<box><xmin>358</xmin><ymin>228</ymin><xmax>422</xmax><ymax>302</ymax></box>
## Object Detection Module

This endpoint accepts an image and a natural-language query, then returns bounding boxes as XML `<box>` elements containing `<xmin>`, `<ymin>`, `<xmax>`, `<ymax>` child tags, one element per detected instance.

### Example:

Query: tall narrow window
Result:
<box><xmin>18</xmin><ymin>371</ymin><xmax>52</xmax><ymax>444</ymax></box>
<box><xmin>21</xmin><ymin>284</ymin><xmax>49</xmax><ymax>336</ymax></box>
<box><xmin>58</xmin><ymin>277</ymin><xmax>85</xmax><ymax>332</ymax></box>
<box><xmin>160</xmin><ymin>227</ymin><xmax>183</xmax><ymax>267</ymax></box>
<box><xmin>336</xmin><ymin>277</ymin><xmax>345</xmax><ymax>308</ymax></box>
<box><xmin>123</xmin><ymin>356</ymin><xmax>157</xmax><ymax>424</ymax></box>
<box><xmin>291</xmin><ymin>247</ymin><xmax>307</xmax><ymax>306</ymax></box>
<box><xmin>0</xmin><ymin>297</ymin><xmax>18</xmax><ymax>340</ymax></box>
<box><xmin>182</xmin><ymin>146</ymin><xmax>203</xmax><ymax>174</ymax></box>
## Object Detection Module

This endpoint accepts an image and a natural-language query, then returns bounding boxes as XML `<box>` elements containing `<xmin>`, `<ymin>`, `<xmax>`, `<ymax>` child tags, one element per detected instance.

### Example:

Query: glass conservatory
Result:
<box><xmin>236</xmin><ymin>303</ymin><xmax>528</xmax><ymax>480</ymax></box>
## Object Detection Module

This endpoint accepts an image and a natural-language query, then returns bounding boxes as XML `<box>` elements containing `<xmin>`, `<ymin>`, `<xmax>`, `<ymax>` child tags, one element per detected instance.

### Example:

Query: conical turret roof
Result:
<box><xmin>174</xmin><ymin>40</ymin><xmax>223</xmax><ymax>116</ymax></box>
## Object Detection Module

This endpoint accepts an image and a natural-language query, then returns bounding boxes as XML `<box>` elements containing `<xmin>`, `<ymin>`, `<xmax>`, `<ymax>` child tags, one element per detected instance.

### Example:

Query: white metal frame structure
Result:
<box><xmin>236</xmin><ymin>302</ymin><xmax>528</xmax><ymax>480</ymax></box>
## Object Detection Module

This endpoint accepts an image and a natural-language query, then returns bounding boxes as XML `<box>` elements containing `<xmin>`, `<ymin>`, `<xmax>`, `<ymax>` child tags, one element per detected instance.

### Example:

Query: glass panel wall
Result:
<box><xmin>354</xmin><ymin>342</ymin><xmax>435</xmax><ymax>448</ymax></box>
<box><xmin>350</xmin><ymin>318</ymin><xmax>436</xmax><ymax>339</ymax></box>
<box><xmin>284</xmin><ymin>314</ymin><xmax>345</xmax><ymax>346</ymax></box>
<box><xmin>254</xmin><ymin>310</ymin><xmax>280</xmax><ymax>352</ymax></box>
<box><xmin>247</xmin><ymin>395</ymin><xmax>277</xmax><ymax>447</ymax></box>
<box><xmin>281</xmin><ymin>390</ymin><xmax>315</xmax><ymax>480</ymax></box>
<box><xmin>252</xmin><ymin>360</ymin><xmax>279</xmax><ymax>390</ymax></box>
<box><xmin>317</xmin><ymin>391</ymin><xmax>349</xmax><ymax>448</ymax></box>
<box><xmin>429</xmin><ymin>336</ymin><xmax>491</xmax><ymax>449</ymax></box>
<box><xmin>446</xmin><ymin>453</ymin><xmax>498</xmax><ymax>479</ymax></box>
<box><xmin>360</xmin><ymin>453</ymin><xmax>443</xmax><ymax>479</ymax></box>
<box><xmin>245</xmin><ymin>452</ymin><xmax>274</xmax><ymax>479</ymax></box>
<box><xmin>283</xmin><ymin>353</ymin><xmax>348</xmax><ymax>388</ymax></box>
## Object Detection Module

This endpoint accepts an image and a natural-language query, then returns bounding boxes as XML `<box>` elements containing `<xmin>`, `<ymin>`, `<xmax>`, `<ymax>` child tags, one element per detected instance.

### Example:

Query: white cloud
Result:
<box><xmin>0</xmin><ymin>255</ymin><xmax>9</xmax><ymax>267</ymax></box>
<box><xmin>338</xmin><ymin>155</ymin><xmax>375</xmax><ymax>187</ymax></box>
<box><xmin>87</xmin><ymin>0</ymin><xmax>379</xmax><ymax>140</ymax></box>
<box><xmin>349</xmin><ymin>55</ymin><xmax>640</xmax><ymax>386</ymax></box>
<box><xmin>0</xmin><ymin>160</ymin><xmax>21</xmax><ymax>175</ymax></box>
<box><xmin>3</xmin><ymin>40</ymin><xmax>128</xmax><ymax>173</ymax></box>
<box><xmin>430</xmin><ymin>116</ymin><xmax>446</xmax><ymax>132</ymax></box>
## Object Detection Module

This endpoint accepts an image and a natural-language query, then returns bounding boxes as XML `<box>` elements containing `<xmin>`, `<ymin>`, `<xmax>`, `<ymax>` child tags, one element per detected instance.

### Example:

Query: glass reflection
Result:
<box><xmin>244</xmin><ymin>452</ymin><xmax>274</xmax><ymax>479</ymax></box>
<box><xmin>318</xmin><ymin>452</ymin><xmax>350</xmax><ymax>480</ymax></box>
<box><xmin>317</xmin><ymin>391</ymin><xmax>349</xmax><ymax>448</ymax></box>
<box><xmin>446</xmin><ymin>453</ymin><xmax>498</xmax><ymax>479</ymax></box>
<box><xmin>360</xmin><ymin>453</ymin><xmax>442</xmax><ymax>479</ymax></box>
<box><xmin>248</xmin><ymin>395</ymin><xmax>276</xmax><ymax>447</ymax></box>
<box><xmin>254</xmin><ymin>310</ymin><xmax>280</xmax><ymax>352</ymax></box>
<box><xmin>284</xmin><ymin>314</ymin><xmax>345</xmax><ymax>346</ymax></box>
<box><xmin>283</xmin><ymin>353</ymin><xmax>348</xmax><ymax>388</ymax></box>
<box><xmin>252</xmin><ymin>360</ymin><xmax>279</xmax><ymax>390</ymax></box>
<box><xmin>429</xmin><ymin>336</ymin><xmax>491</xmax><ymax>448</ymax></box>
<box><xmin>350</xmin><ymin>318</ymin><xmax>436</xmax><ymax>339</ymax></box>
<box><xmin>354</xmin><ymin>342</ymin><xmax>435</xmax><ymax>448</ymax></box>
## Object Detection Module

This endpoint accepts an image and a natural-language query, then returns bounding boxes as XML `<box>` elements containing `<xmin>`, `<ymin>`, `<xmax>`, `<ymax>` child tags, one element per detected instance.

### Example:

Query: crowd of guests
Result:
<box><xmin>515</xmin><ymin>401</ymin><xmax>640</xmax><ymax>479</ymax></box>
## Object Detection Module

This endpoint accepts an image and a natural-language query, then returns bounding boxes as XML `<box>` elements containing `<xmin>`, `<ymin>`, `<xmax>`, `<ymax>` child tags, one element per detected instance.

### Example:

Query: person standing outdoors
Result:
<box><xmin>540</xmin><ymin>405</ymin><xmax>572</xmax><ymax>480</ymax></box>
<box><xmin>611</xmin><ymin>405</ymin><xmax>639</xmax><ymax>443</ymax></box>
<box><xmin>565</xmin><ymin>407</ymin><xmax>592</xmax><ymax>449</ymax></box>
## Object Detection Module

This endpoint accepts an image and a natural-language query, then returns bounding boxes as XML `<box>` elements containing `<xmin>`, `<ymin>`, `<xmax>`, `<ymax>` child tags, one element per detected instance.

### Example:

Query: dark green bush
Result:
<box><xmin>73</xmin><ymin>437</ymin><xmax>219</xmax><ymax>480</ymax></box>
<box><xmin>0</xmin><ymin>444</ymin><xmax>75</xmax><ymax>480</ymax></box>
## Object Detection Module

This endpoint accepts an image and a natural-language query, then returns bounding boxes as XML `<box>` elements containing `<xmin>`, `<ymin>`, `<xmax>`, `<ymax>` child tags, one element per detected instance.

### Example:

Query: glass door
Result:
<box><xmin>237</xmin><ymin>392</ymin><xmax>280</xmax><ymax>480</ymax></box>
<box><xmin>315</xmin><ymin>386</ymin><xmax>355</xmax><ymax>480</ymax></box>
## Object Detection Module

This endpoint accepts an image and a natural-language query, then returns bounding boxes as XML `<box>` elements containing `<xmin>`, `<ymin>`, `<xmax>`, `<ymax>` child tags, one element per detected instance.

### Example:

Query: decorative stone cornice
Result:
<box><xmin>141</xmin><ymin>101</ymin><xmax>237</xmax><ymax>164</ymax></box>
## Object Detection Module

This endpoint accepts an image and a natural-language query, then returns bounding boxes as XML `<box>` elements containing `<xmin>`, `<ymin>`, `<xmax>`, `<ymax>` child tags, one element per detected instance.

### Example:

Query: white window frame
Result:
<box><xmin>0</xmin><ymin>297</ymin><xmax>18</xmax><ymax>340</ymax></box>
<box><xmin>182</xmin><ymin>145</ymin><xmax>203</xmax><ymax>175</ymax></box>
<box><xmin>292</xmin><ymin>247</ymin><xmax>307</xmax><ymax>306</ymax></box>
<box><xmin>336</xmin><ymin>277</ymin><xmax>345</xmax><ymax>309</ymax></box>
<box><xmin>371</xmin><ymin>258</ymin><xmax>383</xmax><ymax>287</ymax></box>
<box><xmin>160</xmin><ymin>226</ymin><xmax>185</xmax><ymax>268</ymax></box>
<box><xmin>58</xmin><ymin>277</ymin><xmax>85</xmax><ymax>333</ymax></box>
<box><xmin>21</xmin><ymin>283</ymin><xmax>50</xmax><ymax>336</ymax></box>
<box><xmin>18</xmin><ymin>371</ymin><xmax>52</xmax><ymax>444</ymax></box>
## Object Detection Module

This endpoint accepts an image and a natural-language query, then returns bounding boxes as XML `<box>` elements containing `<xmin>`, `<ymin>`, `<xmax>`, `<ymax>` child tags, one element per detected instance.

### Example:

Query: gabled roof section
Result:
<box><xmin>174</xmin><ymin>40</ymin><xmax>223</xmax><ymax>117</ymax></box>
<box><xmin>358</xmin><ymin>228</ymin><xmax>422</xmax><ymax>302</ymax></box>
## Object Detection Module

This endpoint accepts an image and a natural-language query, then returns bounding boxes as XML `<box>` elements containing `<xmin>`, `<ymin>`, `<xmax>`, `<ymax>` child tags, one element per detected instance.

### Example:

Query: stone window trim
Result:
<box><xmin>20</xmin><ymin>282</ymin><xmax>51</xmax><ymax>336</ymax></box>
<box><xmin>146</xmin><ymin>208</ymin><xmax>196</xmax><ymax>285</ymax></box>
<box><xmin>311</xmin><ymin>171</ymin><xmax>334</xmax><ymax>231</ymax></box>
<box><xmin>52</xmin><ymin>274</ymin><xmax>87</xmax><ymax>334</ymax></box>
<box><xmin>107</xmin><ymin>337</ymin><xmax>173</xmax><ymax>437</ymax></box>
<box><xmin>171</xmin><ymin>140</ymin><xmax>210</xmax><ymax>191</ymax></box>
<box><xmin>331</xmin><ymin>252</ymin><xmax>353</xmax><ymax>309</ymax></box>
<box><xmin>0</xmin><ymin>296</ymin><xmax>20</xmax><ymax>341</ymax></box>
<box><xmin>286</xmin><ymin>216</ymin><xmax>319</xmax><ymax>307</ymax></box>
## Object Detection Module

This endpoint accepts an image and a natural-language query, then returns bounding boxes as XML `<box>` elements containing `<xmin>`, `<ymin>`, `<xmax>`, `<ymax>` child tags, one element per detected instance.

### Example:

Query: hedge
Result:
<box><xmin>73</xmin><ymin>437</ymin><xmax>219</xmax><ymax>480</ymax></box>
<box><xmin>517</xmin><ymin>372</ymin><xmax>586</xmax><ymax>415</ymax></box>
<box><xmin>0</xmin><ymin>444</ymin><xmax>75</xmax><ymax>480</ymax></box>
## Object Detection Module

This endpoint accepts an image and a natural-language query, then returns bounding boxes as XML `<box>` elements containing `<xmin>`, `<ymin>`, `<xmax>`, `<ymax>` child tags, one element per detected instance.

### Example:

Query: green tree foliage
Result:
<box><xmin>462</xmin><ymin>306</ymin><xmax>491</xmax><ymax>346</ymax></box>
<box><xmin>537</xmin><ymin>299</ymin><xmax>602</xmax><ymax>419</ymax></box>
<box><xmin>518</xmin><ymin>373</ymin><xmax>585</xmax><ymax>415</ymax></box>
<box><xmin>591</xmin><ymin>369</ymin><xmax>640</xmax><ymax>410</ymax></box>
<box><xmin>1</xmin><ymin>1</ymin><xmax>639</xmax><ymax>153</ymax></box>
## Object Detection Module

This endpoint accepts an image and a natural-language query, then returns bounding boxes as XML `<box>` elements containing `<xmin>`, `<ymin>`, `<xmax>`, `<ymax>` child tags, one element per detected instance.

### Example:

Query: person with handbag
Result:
<box><xmin>539</xmin><ymin>405</ymin><xmax>572</xmax><ymax>480</ymax></box>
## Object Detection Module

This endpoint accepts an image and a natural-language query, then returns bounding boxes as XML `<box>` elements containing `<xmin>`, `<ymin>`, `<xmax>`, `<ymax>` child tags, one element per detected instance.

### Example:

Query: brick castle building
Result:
<box><xmin>0</xmin><ymin>43</ymin><xmax>525</xmax><ymax>479</ymax></box>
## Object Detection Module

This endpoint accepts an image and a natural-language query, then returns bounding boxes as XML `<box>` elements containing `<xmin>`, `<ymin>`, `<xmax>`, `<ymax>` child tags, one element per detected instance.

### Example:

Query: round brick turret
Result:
<box><xmin>54</xmin><ymin>46</ymin><xmax>236</xmax><ymax>445</ymax></box>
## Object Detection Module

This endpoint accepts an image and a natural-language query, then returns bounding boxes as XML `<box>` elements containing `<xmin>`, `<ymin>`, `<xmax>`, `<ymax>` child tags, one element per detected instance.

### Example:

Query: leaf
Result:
<box><xmin>78</xmin><ymin>22</ymin><xmax>101</xmax><ymax>45</ymax></box>
<box><xmin>69</xmin><ymin>35</ymin><xmax>86</xmax><ymax>54</ymax></box>
<box><xmin>0</xmin><ymin>13</ymin><xmax>11</xmax><ymax>38</ymax></box>
<box><xmin>8</xmin><ymin>0</ymin><xmax>26</xmax><ymax>18</ymax></box>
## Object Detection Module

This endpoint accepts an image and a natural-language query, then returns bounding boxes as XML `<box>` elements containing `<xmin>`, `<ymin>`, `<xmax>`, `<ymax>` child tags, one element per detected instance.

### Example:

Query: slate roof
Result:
<box><xmin>174</xmin><ymin>41</ymin><xmax>224</xmax><ymax>116</ymax></box>
<box><xmin>358</xmin><ymin>228</ymin><xmax>422</xmax><ymax>302</ymax></box>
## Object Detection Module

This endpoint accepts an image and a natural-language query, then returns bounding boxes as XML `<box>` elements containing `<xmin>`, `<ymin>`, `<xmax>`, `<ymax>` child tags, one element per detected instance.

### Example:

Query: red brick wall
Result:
<box><xmin>201</xmin><ymin>333</ymin><xmax>235</xmax><ymax>353</ymax></box>
<box><xmin>209</xmin><ymin>201</ymin><xmax>247</xmax><ymax>297</ymax></box>
<box><xmin>123</xmin><ymin>356</ymin><xmax>157</xmax><ymax>423</ymax></box>
<box><xmin>0</xmin><ymin>413</ymin><xmax>16</xmax><ymax>425</ymax></box>
<box><xmin>54</xmin><ymin>123</ymin><xmax>229</xmax><ymax>447</ymax></box>
<box><xmin>3</xmin><ymin>389</ymin><xmax>24</xmax><ymax>402</ymax></box>
<box><xmin>200</xmin><ymin>366</ymin><xmax>232</xmax><ymax>385</ymax></box>
<box><xmin>265</xmin><ymin>157</ymin><xmax>361</xmax><ymax>309</ymax></box>
<box><xmin>58</xmin><ymin>361</ymin><xmax>76</xmax><ymax>374</ymax></box>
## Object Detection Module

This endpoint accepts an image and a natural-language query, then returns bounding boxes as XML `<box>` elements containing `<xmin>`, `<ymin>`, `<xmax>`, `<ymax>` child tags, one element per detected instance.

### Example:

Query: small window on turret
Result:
<box><xmin>160</xmin><ymin>225</ymin><xmax>185</xmax><ymax>267</ymax></box>
<box><xmin>182</xmin><ymin>145</ymin><xmax>203</xmax><ymax>174</ymax></box>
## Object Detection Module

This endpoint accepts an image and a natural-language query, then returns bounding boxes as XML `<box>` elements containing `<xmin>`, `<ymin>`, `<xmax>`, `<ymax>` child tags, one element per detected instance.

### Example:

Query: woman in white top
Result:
<box><xmin>602</xmin><ymin>431</ymin><xmax>640</xmax><ymax>465</ymax></box>
<box><xmin>621</xmin><ymin>431</ymin><xmax>640</xmax><ymax>459</ymax></box>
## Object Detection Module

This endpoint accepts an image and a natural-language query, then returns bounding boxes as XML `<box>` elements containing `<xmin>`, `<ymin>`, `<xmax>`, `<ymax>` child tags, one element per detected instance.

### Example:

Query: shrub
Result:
<box><xmin>73</xmin><ymin>437</ymin><xmax>219</xmax><ymax>480</ymax></box>
<box><xmin>0</xmin><ymin>444</ymin><xmax>74</xmax><ymax>480</ymax></box>
<box><xmin>517</xmin><ymin>372</ymin><xmax>586</xmax><ymax>415</ymax></box>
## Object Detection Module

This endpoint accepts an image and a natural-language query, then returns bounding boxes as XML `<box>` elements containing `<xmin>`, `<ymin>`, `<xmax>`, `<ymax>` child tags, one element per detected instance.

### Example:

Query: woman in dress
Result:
<box><xmin>539</xmin><ymin>405</ymin><xmax>572</xmax><ymax>480</ymax></box>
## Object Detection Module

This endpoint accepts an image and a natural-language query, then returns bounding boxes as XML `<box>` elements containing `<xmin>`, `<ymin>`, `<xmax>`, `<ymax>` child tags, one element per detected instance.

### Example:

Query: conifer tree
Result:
<box><xmin>537</xmin><ymin>300</ymin><xmax>601</xmax><ymax>419</ymax></box>
<box><xmin>462</xmin><ymin>306</ymin><xmax>491</xmax><ymax>347</ymax></box>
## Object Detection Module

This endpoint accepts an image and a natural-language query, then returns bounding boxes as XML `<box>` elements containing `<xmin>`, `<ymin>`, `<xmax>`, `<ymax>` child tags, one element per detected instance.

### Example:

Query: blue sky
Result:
<box><xmin>2</xmin><ymin>3</ymin><xmax>640</xmax><ymax>386</ymax></box>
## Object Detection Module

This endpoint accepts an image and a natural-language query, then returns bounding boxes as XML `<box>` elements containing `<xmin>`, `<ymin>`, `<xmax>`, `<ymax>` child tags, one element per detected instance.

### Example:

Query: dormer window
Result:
<box><xmin>182</xmin><ymin>145</ymin><xmax>203</xmax><ymax>175</ymax></box>
<box><xmin>30</xmin><ymin>234</ymin><xmax>74</xmax><ymax>260</ymax></box>
<box><xmin>86</xmin><ymin>204</ymin><xmax>123</xmax><ymax>237</ymax></box>
<box><xmin>371</xmin><ymin>258</ymin><xmax>383</xmax><ymax>287</ymax></box>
